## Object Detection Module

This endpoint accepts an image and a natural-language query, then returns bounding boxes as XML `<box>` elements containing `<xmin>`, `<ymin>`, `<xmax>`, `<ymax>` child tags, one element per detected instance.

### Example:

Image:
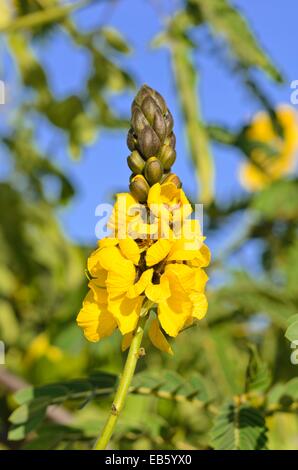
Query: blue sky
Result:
<box><xmin>2</xmin><ymin>0</ymin><xmax>298</xmax><ymax>253</ymax></box>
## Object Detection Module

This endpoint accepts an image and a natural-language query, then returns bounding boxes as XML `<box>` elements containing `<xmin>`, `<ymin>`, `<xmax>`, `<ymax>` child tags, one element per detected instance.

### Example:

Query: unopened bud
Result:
<box><xmin>144</xmin><ymin>157</ymin><xmax>163</xmax><ymax>185</ymax></box>
<box><xmin>129</xmin><ymin>174</ymin><xmax>150</xmax><ymax>203</ymax></box>
<box><xmin>152</xmin><ymin>90</ymin><xmax>167</xmax><ymax>114</ymax></box>
<box><xmin>138</xmin><ymin>126</ymin><xmax>160</xmax><ymax>159</ymax></box>
<box><xmin>161</xmin><ymin>172</ymin><xmax>182</xmax><ymax>188</ymax></box>
<box><xmin>141</xmin><ymin>96</ymin><xmax>156</xmax><ymax>126</ymax></box>
<box><xmin>127</xmin><ymin>128</ymin><xmax>137</xmax><ymax>151</ymax></box>
<box><xmin>164</xmin><ymin>110</ymin><xmax>174</xmax><ymax>134</ymax></box>
<box><xmin>127</xmin><ymin>151</ymin><xmax>145</xmax><ymax>174</ymax></box>
<box><xmin>153</xmin><ymin>108</ymin><xmax>166</xmax><ymax>142</ymax></box>
<box><xmin>131</xmin><ymin>107</ymin><xmax>148</xmax><ymax>133</ymax></box>
<box><xmin>133</xmin><ymin>85</ymin><xmax>151</xmax><ymax>107</ymax></box>
<box><xmin>164</xmin><ymin>132</ymin><xmax>176</xmax><ymax>150</ymax></box>
<box><xmin>159</xmin><ymin>145</ymin><xmax>176</xmax><ymax>170</ymax></box>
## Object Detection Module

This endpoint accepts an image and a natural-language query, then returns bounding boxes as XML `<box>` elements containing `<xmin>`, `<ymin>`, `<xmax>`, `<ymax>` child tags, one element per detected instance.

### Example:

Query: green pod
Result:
<box><xmin>127</xmin><ymin>151</ymin><xmax>145</xmax><ymax>174</ymax></box>
<box><xmin>144</xmin><ymin>157</ymin><xmax>163</xmax><ymax>185</ymax></box>
<box><xmin>138</xmin><ymin>126</ymin><xmax>161</xmax><ymax>159</ymax></box>
<box><xmin>129</xmin><ymin>174</ymin><xmax>150</xmax><ymax>203</ymax></box>
<box><xmin>159</xmin><ymin>145</ymin><xmax>176</xmax><ymax>170</ymax></box>
<box><xmin>161</xmin><ymin>172</ymin><xmax>182</xmax><ymax>188</ymax></box>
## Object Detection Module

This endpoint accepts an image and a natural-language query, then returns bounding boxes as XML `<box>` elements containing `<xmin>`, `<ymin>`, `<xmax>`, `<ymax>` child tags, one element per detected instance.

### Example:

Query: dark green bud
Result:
<box><xmin>141</xmin><ymin>96</ymin><xmax>157</xmax><ymax>126</ymax></box>
<box><xmin>153</xmin><ymin>108</ymin><xmax>166</xmax><ymax>142</ymax></box>
<box><xmin>164</xmin><ymin>132</ymin><xmax>176</xmax><ymax>149</ymax></box>
<box><xmin>152</xmin><ymin>90</ymin><xmax>167</xmax><ymax>114</ymax></box>
<box><xmin>129</xmin><ymin>174</ymin><xmax>150</xmax><ymax>203</ymax></box>
<box><xmin>138</xmin><ymin>126</ymin><xmax>160</xmax><ymax>159</ymax></box>
<box><xmin>161</xmin><ymin>172</ymin><xmax>182</xmax><ymax>188</ymax></box>
<box><xmin>131</xmin><ymin>107</ymin><xmax>148</xmax><ymax>133</ymax></box>
<box><xmin>127</xmin><ymin>128</ymin><xmax>137</xmax><ymax>151</ymax></box>
<box><xmin>164</xmin><ymin>110</ymin><xmax>174</xmax><ymax>134</ymax></box>
<box><xmin>159</xmin><ymin>145</ymin><xmax>176</xmax><ymax>170</ymax></box>
<box><xmin>127</xmin><ymin>151</ymin><xmax>145</xmax><ymax>174</ymax></box>
<box><xmin>127</xmin><ymin>85</ymin><xmax>179</xmax><ymax>190</ymax></box>
<box><xmin>144</xmin><ymin>157</ymin><xmax>163</xmax><ymax>185</ymax></box>
<box><xmin>133</xmin><ymin>85</ymin><xmax>152</xmax><ymax>107</ymax></box>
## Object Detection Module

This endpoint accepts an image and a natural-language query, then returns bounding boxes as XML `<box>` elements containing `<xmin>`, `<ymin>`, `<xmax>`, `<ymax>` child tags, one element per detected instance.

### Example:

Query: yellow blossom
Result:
<box><xmin>77</xmin><ymin>195</ymin><xmax>210</xmax><ymax>354</ymax></box>
<box><xmin>239</xmin><ymin>106</ymin><xmax>298</xmax><ymax>191</ymax></box>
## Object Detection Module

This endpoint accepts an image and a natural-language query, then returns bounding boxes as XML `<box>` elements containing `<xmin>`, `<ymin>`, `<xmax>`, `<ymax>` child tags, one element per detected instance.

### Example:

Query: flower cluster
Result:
<box><xmin>239</xmin><ymin>106</ymin><xmax>298</xmax><ymax>191</ymax></box>
<box><xmin>77</xmin><ymin>86</ymin><xmax>210</xmax><ymax>354</ymax></box>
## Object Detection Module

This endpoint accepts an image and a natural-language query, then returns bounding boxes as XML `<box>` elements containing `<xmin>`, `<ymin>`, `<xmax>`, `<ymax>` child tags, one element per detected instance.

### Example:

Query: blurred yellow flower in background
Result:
<box><xmin>239</xmin><ymin>106</ymin><xmax>298</xmax><ymax>191</ymax></box>
<box><xmin>24</xmin><ymin>333</ymin><xmax>63</xmax><ymax>366</ymax></box>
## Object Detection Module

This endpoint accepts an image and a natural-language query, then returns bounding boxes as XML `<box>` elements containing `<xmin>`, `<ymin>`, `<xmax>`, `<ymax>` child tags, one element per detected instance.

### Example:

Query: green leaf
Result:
<box><xmin>245</xmin><ymin>345</ymin><xmax>271</xmax><ymax>394</ymax></box>
<box><xmin>267</xmin><ymin>378</ymin><xmax>298</xmax><ymax>412</ymax></box>
<box><xmin>101</xmin><ymin>27</ymin><xmax>131</xmax><ymax>54</ymax></box>
<box><xmin>0</xmin><ymin>1</ymin><xmax>87</xmax><ymax>33</ymax></box>
<box><xmin>211</xmin><ymin>401</ymin><xmax>268</xmax><ymax>450</ymax></box>
<box><xmin>285</xmin><ymin>317</ymin><xmax>298</xmax><ymax>343</ymax></box>
<box><xmin>187</xmin><ymin>0</ymin><xmax>282</xmax><ymax>81</ymax></box>
<box><xmin>131</xmin><ymin>370</ymin><xmax>210</xmax><ymax>405</ymax></box>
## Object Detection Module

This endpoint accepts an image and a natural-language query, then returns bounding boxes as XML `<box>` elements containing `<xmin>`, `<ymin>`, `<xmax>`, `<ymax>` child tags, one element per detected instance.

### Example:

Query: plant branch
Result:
<box><xmin>93</xmin><ymin>315</ymin><xmax>147</xmax><ymax>450</ymax></box>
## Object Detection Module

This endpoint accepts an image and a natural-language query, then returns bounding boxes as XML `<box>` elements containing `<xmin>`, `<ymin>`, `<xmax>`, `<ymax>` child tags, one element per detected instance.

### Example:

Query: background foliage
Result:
<box><xmin>0</xmin><ymin>0</ymin><xmax>297</xmax><ymax>450</ymax></box>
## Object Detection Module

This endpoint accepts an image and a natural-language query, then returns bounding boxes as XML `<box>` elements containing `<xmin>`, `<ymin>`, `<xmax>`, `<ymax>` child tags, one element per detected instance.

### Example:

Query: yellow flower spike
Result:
<box><xmin>77</xmin><ymin>86</ymin><xmax>211</xmax><ymax>451</ymax></box>
<box><xmin>239</xmin><ymin>106</ymin><xmax>298</xmax><ymax>191</ymax></box>
<box><xmin>148</xmin><ymin>318</ymin><xmax>173</xmax><ymax>355</ymax></box>
<box><xmin>119</xmin><ymin>238</ymin><xmax>140</xmax><ymax>265</ymax></box>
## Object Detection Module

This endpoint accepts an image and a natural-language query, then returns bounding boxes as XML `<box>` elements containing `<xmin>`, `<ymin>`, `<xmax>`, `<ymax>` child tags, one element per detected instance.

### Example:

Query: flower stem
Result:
<box><xmin>93</xmin><ymin>316</ymin><xmax>146</xmax><ymax>450</ymax></box>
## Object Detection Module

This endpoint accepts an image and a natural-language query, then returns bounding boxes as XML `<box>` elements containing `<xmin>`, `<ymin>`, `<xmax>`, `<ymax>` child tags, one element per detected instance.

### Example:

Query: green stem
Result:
<box><xmin>93</xmin><ymin>316</ymin><xmax>146</xmax><ymax>450</ymax></box>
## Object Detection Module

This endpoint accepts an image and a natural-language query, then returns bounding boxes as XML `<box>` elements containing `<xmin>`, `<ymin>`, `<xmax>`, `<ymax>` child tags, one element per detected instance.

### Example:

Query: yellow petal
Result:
<box><xmin>98</xmin><ymin>237</ymin><xmax>118</xmax><ymax>249</ymax></box>
<box><xmin>106</xmin><ymin>263</ymin><xmax>136</xmax><ymax>299</ymax></box>
<box><xmin>121</xmin><ymin>332</ymin><xmax>133</xmax><ymax>351</ymax></box>
<box><xmin>158</xmin><ymin>294</ymin><xmax>192</xmax><ymax>337</ymax></box>
<box><xmin>148</xmin><ymin>318</ymin><xmax>173</xmax><ymax>355</ymax></box>
<box><xmin>165</xmin><ymin>263</ymin><xmax>196</xmax><ymax>293</ymax></box>
<box><xmin>108</xmin><ymin>295</ymin><xmax>144</xmax><ymax>335</ymax></box>
<box><xmin>119</xmin><ymin>238</ymin><xmax>140</xmax><ymax>265</ymax></box>
<box><xmin>89</xmin><ymin>280</ymin><xmax>108</xmax><ymax>304</ymax></box>
<box><xmin>190</xmin><ymin>292</ymin><xmax>208</xmax><ymax>320</ymax></box>
<box><xmin>145</xmin><ymin>273</ymin><xmax>171</xmax><ymax>302</ymax></box>
<box><xmin>127</xmin><ymin>269</ymin><xmax>153</xmax><ymax>299</ymax></box>
<box><xmin>97</xmin><ymin>246</ymin><xmax>132</xmax><ymax>272</ymax></box>
<box><xmin>146</xmin><ymin>239</ymin><xmax>172</xmax><ymax>267</ymax></box>
<box><xmin>77</xmin><ymin>291</ymin><xmax>117</xmax><ymax>342</ymax></box>
<box><xmin>87</xmin><ymin>248</ymin><xmax>104</xmax><ymax>278</ymax></box>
